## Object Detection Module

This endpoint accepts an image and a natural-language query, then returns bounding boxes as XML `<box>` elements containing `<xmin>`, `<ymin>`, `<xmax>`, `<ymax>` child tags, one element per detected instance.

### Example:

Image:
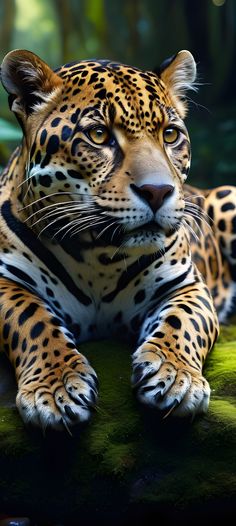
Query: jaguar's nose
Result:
<box><xmin>130</xmin><ymin>183</ymin><xmax>174</xmax><ymax>213</ymax></box>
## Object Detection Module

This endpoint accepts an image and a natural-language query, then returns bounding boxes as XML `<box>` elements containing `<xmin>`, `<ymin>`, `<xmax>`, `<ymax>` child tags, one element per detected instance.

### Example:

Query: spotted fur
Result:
<box><xmin>0</xmin><ymin>49</ymin><xmax>234</xmax><ymax>430</ymax></box>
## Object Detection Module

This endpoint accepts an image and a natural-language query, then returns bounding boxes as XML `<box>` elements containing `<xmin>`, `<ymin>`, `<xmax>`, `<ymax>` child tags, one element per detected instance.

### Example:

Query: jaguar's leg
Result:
<box><xmin>132</xmin><ymin>272</ymin><xmax>219</xmax><ymax>416</ymax></box>
<box><xmin>0</xmin><ymin>278</ymin><xmax>98</xmax><ymax>430</ymax></box>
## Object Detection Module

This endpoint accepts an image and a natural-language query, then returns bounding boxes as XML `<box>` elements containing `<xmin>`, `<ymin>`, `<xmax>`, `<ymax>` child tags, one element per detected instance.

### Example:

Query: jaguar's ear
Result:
<box><xmin>159</xmin><ymin>50</ymin><xmax>197</xmax><ymax>118</ymax></box>
<box><xmin>0</xmin><ymin>49</ymin><xmax>63</xmax><ymax>120</ymax></box>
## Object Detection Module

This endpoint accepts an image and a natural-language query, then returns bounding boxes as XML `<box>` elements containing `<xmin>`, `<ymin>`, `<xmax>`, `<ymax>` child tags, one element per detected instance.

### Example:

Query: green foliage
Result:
<box><xmin>0</xmin><ymin>1</ymin><xmax>235</xmax><ymax>187</ymax></box>
<box><xmin>0</xmin><ymin>118</ymin><xmax>21</xmax><ymax>169</ymax></box>
<box><xmin>0</xmin><ymin>118</ymin><xmax>22</xmax><ymax>142</ymax></box>
<box><xmin>188</xmin><ymin>106</ymin><xmax>236</xmax><ymax>188</ymax></box>
<box><xmin>12</xmin><ymin>0</ymin><xmax>60</xmax><ymax>66</ymax></box>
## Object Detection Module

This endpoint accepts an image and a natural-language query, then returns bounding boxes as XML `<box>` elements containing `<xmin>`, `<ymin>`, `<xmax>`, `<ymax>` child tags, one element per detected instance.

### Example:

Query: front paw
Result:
<box><xmin>16</xmin><ymin>355</ymin><xmax>98</xmax><ymax>431</ymax></box>
<box><xmin>132</xmin><ymin>346</ymin><xmax>210</xmax><ymax>417</ymax></box>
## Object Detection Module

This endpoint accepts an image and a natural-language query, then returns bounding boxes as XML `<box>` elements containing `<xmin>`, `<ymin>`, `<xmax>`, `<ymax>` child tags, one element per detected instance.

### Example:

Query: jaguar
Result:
<box><xmin>0</xmin><ymin>48</ymin><xmax>235</xmax><ymax>431</ymax></box>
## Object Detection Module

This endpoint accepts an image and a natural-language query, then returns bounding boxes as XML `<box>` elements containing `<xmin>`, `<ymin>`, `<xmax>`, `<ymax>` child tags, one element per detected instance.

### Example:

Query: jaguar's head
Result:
<box><xmin>1</xmin><ymin>49</ymin><xmax>197</xmax><ymax>254</ymax></box>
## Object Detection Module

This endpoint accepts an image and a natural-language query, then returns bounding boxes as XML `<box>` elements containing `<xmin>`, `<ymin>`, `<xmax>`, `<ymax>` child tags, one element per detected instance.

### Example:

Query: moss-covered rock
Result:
<box><xmin>0</xmin><ymin>327</ymin><xmax>236</xmax><ymax>524</ymax></box>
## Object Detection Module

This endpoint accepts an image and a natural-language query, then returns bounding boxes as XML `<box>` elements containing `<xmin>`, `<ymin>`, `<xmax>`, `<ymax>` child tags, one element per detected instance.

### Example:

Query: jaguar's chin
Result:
<box><xmin>121</xmin><ymin>229</ymin><xmax>166</xmax><ymax>254</ymax></box>
<box><xmin>119</xmin><ymin>219</ymin><xmax>181</xmax><ymax>254</ymax></box>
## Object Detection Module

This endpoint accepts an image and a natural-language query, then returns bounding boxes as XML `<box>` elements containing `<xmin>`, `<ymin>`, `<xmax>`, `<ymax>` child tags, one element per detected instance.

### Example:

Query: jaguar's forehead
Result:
<box><xmin>57</xmin><ymin>59</ymin><xmax>160</xmax><ymax>88</ymax></box>
<box><xmin>55</xmin><ymin>60</ymin><xmax>177</xmax><ymax>133</ymax></box>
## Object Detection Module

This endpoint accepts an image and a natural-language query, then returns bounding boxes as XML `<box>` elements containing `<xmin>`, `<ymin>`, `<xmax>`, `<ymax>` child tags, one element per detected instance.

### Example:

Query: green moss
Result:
<box><xmin>217</xmin><ymin>318</ymin><xmax>236</xmax><ymax>342</ymax></box>
<box><xmin>0</xmin><ymin>407</ymin><xmax>36</xmax><ymax>455</ymax></box>
<box><xmin>0</xmin><ymin>331</ymin><xmax>236</xmax><ymax>520</ymax></box>
<box><xmin>77</xmin><ymin>340</ymin><xmax>141</xmax><ymax>476</ymax></box>
<box><xmin>209</xmin><ymin>399</ymin><xmax>236</xmax><ymax>428</ymax></box>
<box><xmin>140</xmin><ymin>458</ymin><xmax>236</xmax><ymax>506</ymax></box>
<box><xmin>203</xmin><ymin>336</ymin><xmax>236</xmax><ymax>397</ymax></box>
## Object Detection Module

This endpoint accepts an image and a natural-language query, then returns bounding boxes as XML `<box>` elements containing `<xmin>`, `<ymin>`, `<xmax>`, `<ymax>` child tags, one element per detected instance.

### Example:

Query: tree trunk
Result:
<box><xmin>0</xmin><ymin>0</ymin><xmax>16</xmax><ymax>58</ymax></box>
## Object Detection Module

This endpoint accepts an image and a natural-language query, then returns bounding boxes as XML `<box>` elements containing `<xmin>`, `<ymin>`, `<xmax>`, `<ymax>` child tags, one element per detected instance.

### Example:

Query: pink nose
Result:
<box><xmin>131</xmin><ymin>184</ymin><xmax>174</xmax><ymax>213</ymax></box>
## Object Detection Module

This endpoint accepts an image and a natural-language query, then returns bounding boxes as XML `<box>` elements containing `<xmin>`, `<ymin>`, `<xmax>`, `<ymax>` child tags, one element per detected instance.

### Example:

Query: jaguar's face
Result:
<box><xmin>1</xmin><ymin>50</ymin><xmax>196</xmax><ymax>253</ymax></box>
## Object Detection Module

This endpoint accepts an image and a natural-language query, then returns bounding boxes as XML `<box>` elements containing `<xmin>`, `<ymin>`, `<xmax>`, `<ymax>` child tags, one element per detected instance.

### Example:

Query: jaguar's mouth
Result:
<box><xmin>129</xmin><ymin>220</ymin><xmax>163</xmax><ymax>235</ymax></box>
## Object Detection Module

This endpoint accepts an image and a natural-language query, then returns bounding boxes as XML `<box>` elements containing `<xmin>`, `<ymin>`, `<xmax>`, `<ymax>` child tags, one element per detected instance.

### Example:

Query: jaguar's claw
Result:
<box><xmin>163</xmin><ymin>399</ymin><xmax>180</xmax><ymax>419</ymax></box>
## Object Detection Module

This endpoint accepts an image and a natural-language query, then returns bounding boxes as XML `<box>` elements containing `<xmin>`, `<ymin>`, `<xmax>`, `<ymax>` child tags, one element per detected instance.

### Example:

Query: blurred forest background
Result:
<box><xmin>0</xmin><ymin>0</ymin><xmax>235</xmax><ymax>188</ymax></box>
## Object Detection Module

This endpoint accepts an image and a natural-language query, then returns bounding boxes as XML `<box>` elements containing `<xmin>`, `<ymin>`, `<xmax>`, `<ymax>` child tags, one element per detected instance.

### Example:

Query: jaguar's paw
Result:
<box><xmin>132</xmin><ymin>346</ymin><xmax>210</xmax><ymax>417</ymax></box>
<box><xmin>16</xmin><ymin>356</ymin><xmax>98</xmax><ymax>432</ymax></box>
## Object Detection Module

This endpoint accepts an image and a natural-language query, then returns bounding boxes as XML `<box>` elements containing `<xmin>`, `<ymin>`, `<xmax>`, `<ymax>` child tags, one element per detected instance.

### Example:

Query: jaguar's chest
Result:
<box><xmin>0</xmin><ymin>222</ymin><xmax>193</xmax><ymax>343</ymax></box>
<box><xmin>42</xmin><ymin>241</ymin><xmax>160</xmax><ymax>339</ymax></box>
<box><xmin>41</xmin><ymin>238</ymin><xmax>194</xmax><ymax>341</ymax></box>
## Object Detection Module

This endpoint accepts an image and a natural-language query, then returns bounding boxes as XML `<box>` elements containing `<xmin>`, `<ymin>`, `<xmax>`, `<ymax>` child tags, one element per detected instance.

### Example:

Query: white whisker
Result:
<box><xmin>24</xmin><ymin>208</ymin><xmax>78</xmax><ymax>226</ymax></box>
<box><xmin>184</xmin><ymin>202</ymin><xmax>213</xmax><ymax>225</ymax></box>
<box><xmin>184</xmin><ymin>193</ymin><xmax>205</xmax><ymax>201</ymax></box>
<box><xmin>19</xmin><ymin>192</ymin><xmax>76</xmax><ymax>210</ymax></box>
<box><xmin>95</xmin><ymin>220</ymin><xmax>118</xmax><ymax>240</ymax></box>
<box><xmin>24</xmin><ymin>202</ymin><xmax>97</xmax><ymax>224</ymax></box>
<box><xmin>183</xmin><ymin>219</ymin><xmax>200</xmax><ymax>244</ymax></box>
<box><xmin>184</xmin><ymin>213</ymin><xmax>205</xmax><ymax>239</ymax></box>
<box><xmin>68</xmin><ymin>219</ymin><xmax>108</xmax><ymax>239</ymax></box>
<box><xmin>29</xmin><ymin>205</ymin><xmax>98</xmax><ymax>228</ymax></box>
<box><xmin>111</xmin><ymin>223</ymin><xmax>123</xmax><ymax>243</ymax></box>
<box><xmin>17</xmin><ymin>170</ymin><xmax>41</xmax><ymax>189</ymax></box>
<box><xmin>53</xmin><ymin>215</ymin><xmax>105</xmax><ymax>239</ymax></box>
<box><xmin>19</xmin><ymin>191</ymin><xmax>97</xmax><ymax>211</ymax></box>
<box><xmin>110</xmin><ymin>240</ymin><xmax>127</xmax><ymax>261</ymax></box>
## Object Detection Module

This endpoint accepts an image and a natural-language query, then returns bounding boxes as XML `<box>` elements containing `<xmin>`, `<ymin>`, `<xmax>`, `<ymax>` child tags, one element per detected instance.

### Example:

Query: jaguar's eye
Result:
<box><xmin>163</xmin><ymin>127</ymin><xmax>180</xmax><ymax>144</ymax></box>
<box><xmin>88</xmin><ymin>126</ymin><xmax>110</xmax><ymax>145</ymax></box>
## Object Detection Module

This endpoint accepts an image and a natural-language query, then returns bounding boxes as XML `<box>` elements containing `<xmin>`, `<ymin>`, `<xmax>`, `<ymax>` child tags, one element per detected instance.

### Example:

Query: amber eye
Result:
<box><xmin>163</xmin><ymin>127</ymin><xmax>180</xmax><ymax>144</ymax></box>
<box><xmin>88</xmin><ymin>126</ymin><xmax>110</xmax><ymax>145</ymax></box>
